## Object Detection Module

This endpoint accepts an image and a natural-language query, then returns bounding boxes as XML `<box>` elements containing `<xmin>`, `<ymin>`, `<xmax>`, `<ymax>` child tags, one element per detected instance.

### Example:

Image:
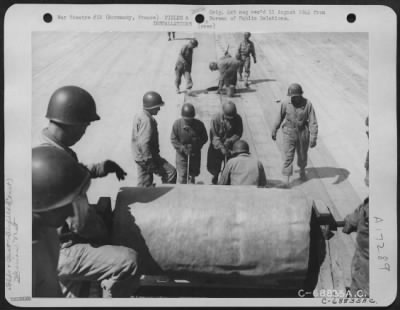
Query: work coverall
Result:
<box><xmin>237</xmin><ymin>39</ymin><xmax>256</xmax><ymax>79</ymax></box>
<box><xmin>39</xmin><ymin>130</ymin><xmax>140</xmax><ymax>298</ymax></box>
<box><xmin>207</xmin><ymin>113</ymin><xmax>243</xmax><ymax>183</ymax></box>
<box><xmin>218</xmin><ymin>153</ymin><xmax>267</xmax><ymax>186</ymax></box>
<box><xmin>171</xmin><ymin>118</ymin><xmax>208</xmax><ymax>183</ymax></box>
<box><xmin>132</xmin><ymin>110</ymin><xmax>177</xmax><ymax>187</ymax></box>
<box><xmin>217</xmin><ymin>55</ymin><xmax>241</xmax><ymax>92</ymax></box>
<box><xmin>32</xmin><ymin>222</ymin><xmax>62</xmax><ymax>297</ymax></box>
<box><xmin>343</xmin><ymin>197</ymin><xmax>369</xmax><ymax>298</ymax></box>
<box><xmin>175</xmin><ymin>43</ymin><xmax>194</xmax><ymax>90</ymax></box>
<box><xmin>272</xmin><ymin>97</ymin><xmax>318</xmax><ymax>176</ymax></box>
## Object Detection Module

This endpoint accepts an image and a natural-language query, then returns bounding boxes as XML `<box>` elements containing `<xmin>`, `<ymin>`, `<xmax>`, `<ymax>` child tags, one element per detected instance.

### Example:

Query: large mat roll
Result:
<box><xmin>112</xmin><ymin>185</ymin><xmax>313</xmax><ymax>288</ymax></box>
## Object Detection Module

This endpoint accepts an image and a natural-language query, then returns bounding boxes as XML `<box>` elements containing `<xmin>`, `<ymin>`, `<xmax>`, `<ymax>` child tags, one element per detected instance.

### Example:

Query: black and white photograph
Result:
<box><xmin>4</xmin><ymin>4</ymin><xmax>397</xmax><ymax>307</ymax></box>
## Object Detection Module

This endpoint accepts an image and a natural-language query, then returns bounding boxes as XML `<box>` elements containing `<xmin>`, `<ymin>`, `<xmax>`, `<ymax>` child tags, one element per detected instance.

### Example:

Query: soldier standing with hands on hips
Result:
<box><xmin>171</xmin><ymin>103</ymin><xmax>208</xmax><ymax>184</ymax></box>
<box><xmin>272</xmin><ymin>83</ymin><xmax>318</xmax><ymax>186</ymax></box>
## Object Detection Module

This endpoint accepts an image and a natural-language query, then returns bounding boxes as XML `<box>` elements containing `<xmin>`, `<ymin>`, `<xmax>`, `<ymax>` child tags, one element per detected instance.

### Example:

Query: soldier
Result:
<box><xmin>32</xmin><ymin>146</ymin><xmax>90</xmax><ymax>297</ymax></box>
<box><xmin>209</xmin><ymin>53</ymin><xmax>241</xmax><ymax>97</ymax></box>
<box><xmin>171</xmin><ymin>103</ymin><xmax>208</xmax><ymax>184</ymax></box>
<box><xmin>342</xmin><ymin>165</ymin><xmax>369</xmax><ymax>297</ymax></box>
<box><xmin>132</xmin><ymin>91</ymin><xmax>177</xmax><ymax>187</ymax></box>
<box><xmin>237</xmin><ymin>32</ymin><xmax>257</xmax><ymax>87</ymax></box>
<box><xmin>207</xmin><ymin>101</ymin><xmax>243</xmax><ymax>184</ymax></box>
<box><xmin>218</xmin><ymin>140</ymin><xmax>267</xmax><ymax>187</ymax></box>
<box><xmin>39</xmin><ymin>85</ymin><xmax>140</xmax><ymax>297</ymax></box>
<box><xmin>271</xmin><ymin>83</ymin><xmax>318</xmax><ymax>186</ymax></box>
<box><xmin>168</xmin><ymin>32</ymin><xmax>175</xmax><ymax>41</ymax></box>
<box><xmin>175</xmin><ymin>38</ymin><xmax>198</xmax><ymax>93</ymax></box>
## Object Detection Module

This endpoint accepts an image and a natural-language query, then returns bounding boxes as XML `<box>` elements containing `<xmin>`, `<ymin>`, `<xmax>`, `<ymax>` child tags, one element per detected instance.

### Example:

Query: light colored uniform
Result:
<box><xmin>272</xmin><ymin>97</ymin><xmax>318</xmax><ymax>176</ymax></box>
<box><xmin>38</xmin><ymin>130</ymin><xmax>140</xmax><ymax>297</ymax></box>
<box><xmin>175</xmin><ymin>43</ymin><xmax>194</xmax><ymax>90</ymax></box>
<box><xmin>171</xmin><ymin>118</ymin><xmax>208</xmax><ymax>183</ymax></box>
<box><xmin>343</xmin><ymin>197</ymin><xmax>369</xmax><ymax>297</ymax></box>
<box><xmin>217</xmin><ymin>55</ymin><xmax>241</xmax><ymax>90</ymax></box>
<box><xmin>218</xmin><ymin>153</ymin><xmax>267</xmax><ymax>186</ymax></box>
<box><xmin>131</xmin><ymin>110</ymin><xmax>177</xmax><ymax>187</ymax></box>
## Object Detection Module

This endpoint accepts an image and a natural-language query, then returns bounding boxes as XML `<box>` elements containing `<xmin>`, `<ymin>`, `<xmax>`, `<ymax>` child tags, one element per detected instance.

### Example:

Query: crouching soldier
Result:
<box><xmin>209</xmin><ymin>53</ymin><xmax>241</xmax><ymax>97</ymax></box>
<box><xmin>272</xmin><ymin>83</ymin><xmax>318</xmax><ymax>186</ymax></box>
<box><xmin>171</xmin><ymin>103</ymin><xmax>208</xmax><ymax>183</ymax></box>
<box><xmin>207</xmin><ymin>101</ymin><xmax>243</xmax><ymax>184</ymax></box>
<box><xmin>132</xmin><ymin>91</ymin><xmax>177</xmax><ymax>187</ymax></box>
<box><xmin>218</xmin><ymin>140</ymin><xmax>267</xmax><ymax>186</ymax></box>
<box><xmin>32</xmin><ymin>146</ymin><xmax>90</xmax><ymax>297</ymax></box>
<box><xmin>39</xmin><ymin>85</ymin><xmax>140</xmax><ymax>297</ymax></box>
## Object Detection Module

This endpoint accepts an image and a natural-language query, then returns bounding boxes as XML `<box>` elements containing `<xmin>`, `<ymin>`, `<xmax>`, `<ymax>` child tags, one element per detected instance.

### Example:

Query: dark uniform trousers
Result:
<box><xmin>343</xmin><ymin>198</ymin><xmax>369</xmax><ymax>297</ymax></box>
<box><xmin>171</xmin><ymin>118</ymin><xmax>208</xmax><ymax>184</ymax></box>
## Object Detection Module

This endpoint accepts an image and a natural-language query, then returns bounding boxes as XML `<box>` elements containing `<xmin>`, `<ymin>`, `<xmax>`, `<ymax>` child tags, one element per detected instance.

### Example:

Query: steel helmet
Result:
<box><xmin>143</xmin><ymin>91</ymin><xmax>165</xmax><ymax>110</ymax></box>
<box><xmin>287</xmin><ymin>83</ymin><xmax>304</xmax><ymax>97</ymax></box>
<box><xmin>190</xmin><ymin>38</ymin><xmax>199</xmax><ymax>47</ymax></box>
<box><xmin>46</xmin><ymin>86</ymin><xmax>100</xmax><ymax>125</ymax></box>
<box><xmin>244</xmin><ymin>32</ymin><xmax>251</xmax><ymax>38</ymax></box>
<box><xmin>222</xmin><ymin>101</ymin><xmax>237</xmax><ymax>119</ymax></box>
<box><xmin>232</xmin><ymin>140</ymin><xmax>250</xmax><ymax>155</ymax></box>
<box><xmin>32</xmin><ymin>146</ymin><xmax>90</xmax><ymax>212</ymax></box>
<box><xmin>181</xmin><ymin>103</ymin><xmax>195</xmax><ymax>119</ymax></box>
<box><xmin>209</xmin><ymin>61</ymin><xmax>218</xmax><ymax>71</ymax></box>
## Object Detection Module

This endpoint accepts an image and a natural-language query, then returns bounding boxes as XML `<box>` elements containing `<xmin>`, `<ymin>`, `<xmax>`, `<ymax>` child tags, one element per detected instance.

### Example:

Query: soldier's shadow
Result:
<box><xmin>303</xmin><ymin>167</ymin><xmax>350</xmax><ymax>184</ymax></box>
<box><xmin>250</xmin><ymin>78</ymin><xmax>276</xmax><ymax>85</ymax></box>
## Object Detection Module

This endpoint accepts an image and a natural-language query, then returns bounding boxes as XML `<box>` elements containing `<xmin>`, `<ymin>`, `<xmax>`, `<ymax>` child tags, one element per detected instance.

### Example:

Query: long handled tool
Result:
<box><xmin>186</xmin><ymin>152</ymin><xmax>191</xmax><ymax>184</ymax></box>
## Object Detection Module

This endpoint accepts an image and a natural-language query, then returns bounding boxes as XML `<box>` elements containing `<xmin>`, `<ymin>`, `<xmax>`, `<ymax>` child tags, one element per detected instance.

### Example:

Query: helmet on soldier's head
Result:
<box><xmin>222</xmin><ymin>101</ymin><xmax>237</xmax><ymax>119</ymax></box>
<box><xmin>244</xmin><ymin>32</ymin><xmax>251</xmax><ymax>39</ymax></box>
<box><xmin>190</xmin><ymin>38</ymin><xmax>199</xmax><ymax>47</ymax></box>
<box><xmin>46</xmin><ymin>86</ymin><xmax>100</xmax><ymax>125</ymax></box>
<box><xmin>143</xmin><ymin>91</ymin><xmax>165</xmax><ymax>110</ymax></box>
<box><xmin>181</xmin><ymin>103</ymin><xmax>195</xmax><ymax>119</ymax></box>
<box><xmin>287</xmin><ymin>83</ymin><xmax>304</xmax><ymax>97</ymax></box>
<box><xmin>209</xmin><ymin>61</ymin><xmax>218</xmax><ymax>71</ymax></box>
<box><xmin>232</xmin><ymin>140</ymin><xmax>250</xmax><ymax>155</ymax></box>
<box><xmin>32</xmin><ymin>146</ymin><xmax>90</xmax><ymax>212</ymax></box>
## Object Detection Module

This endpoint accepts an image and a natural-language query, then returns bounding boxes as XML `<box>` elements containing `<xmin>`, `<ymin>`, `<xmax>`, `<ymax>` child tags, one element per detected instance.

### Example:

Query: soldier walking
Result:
<box><xmin>171</xmin><ymin>103</ymin><xmax>208</xmax><ymax>184</ymax></box>
<box><xmin>207</xmin><ymin>101</ymin><xmax>243</xmax><ymax>184</ymax></box>
<box><xmin>175</xmin><ymin>38</ymin><xmax>198</xmax><ymax>93</ymax></box>
<box><xmin>132</xmin><ymin>91</ymin><xmax>177</xmax><ymax>187</ymax></box>
<box><xmin>218</xmin><ymin>140</ymin><xmax>267</xmax><ymax>187</ymax></box>
<box><xmin>209</xmin><ymin>53</ymin><xmax>241</xmax><ymax>97</ymax></box>
<box><xmin>271</xmin><ymin>83</ymin><xmax>318</xmax><ymax>186</ymax></box>
<box><xmin>38</xmin><ymin>86</ymin><xmax>140</xmax><ymax>297</ymax></box>
<box><xmin>237</xmin><ymin>32</ymin><xmax>257</xmax><ymax>87</ymax></box>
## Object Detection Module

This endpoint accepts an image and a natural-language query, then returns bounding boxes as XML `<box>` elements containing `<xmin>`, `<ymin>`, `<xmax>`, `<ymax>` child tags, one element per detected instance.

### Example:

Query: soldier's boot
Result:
<box><xmin>244</xmin><ymin>74</ymin><xmax>250</xmax><ymax>87</ymax></box>
<box><xmin>299</xmin><ymin>169</ymin><xmax>307</xmax><ymax>181</ymax></box>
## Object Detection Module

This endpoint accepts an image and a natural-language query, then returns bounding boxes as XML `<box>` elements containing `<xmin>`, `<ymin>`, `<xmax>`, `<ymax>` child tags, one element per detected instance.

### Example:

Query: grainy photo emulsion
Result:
<box><xmin>4</xmin><ymin>4</ymin><xmax>397</xmax><ymax>308</ymax></box>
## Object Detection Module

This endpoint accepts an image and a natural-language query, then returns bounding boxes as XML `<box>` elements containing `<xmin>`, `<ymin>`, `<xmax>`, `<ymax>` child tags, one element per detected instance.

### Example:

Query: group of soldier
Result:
<box><xmin>31</xmin><ymin>32</ymin><xmax>369</xmax><ymax>298</ymax></box>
